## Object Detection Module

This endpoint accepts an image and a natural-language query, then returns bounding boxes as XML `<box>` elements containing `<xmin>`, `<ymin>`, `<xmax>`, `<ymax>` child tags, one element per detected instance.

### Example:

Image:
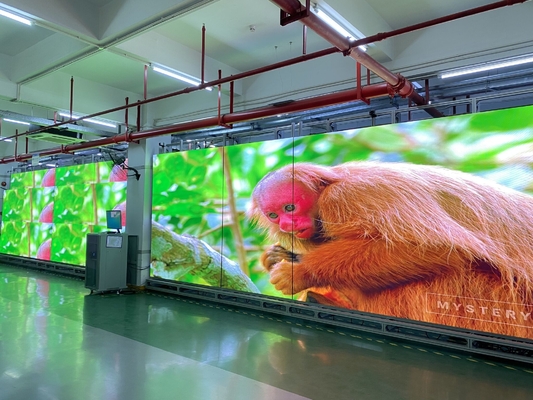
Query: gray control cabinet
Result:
<box><xmin>85</xmin><ymin>233</ymin><xmax>128</xmax><ymax>293</ymax></box>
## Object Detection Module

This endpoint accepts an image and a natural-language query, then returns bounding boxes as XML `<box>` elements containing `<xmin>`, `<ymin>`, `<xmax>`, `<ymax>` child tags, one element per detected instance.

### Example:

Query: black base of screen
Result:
<box><xmin>0</xmin><ymin>254</ymin><xmax>85</xmax><ymax>278</ymax></box>
<box><xmin>146</xmin><ymin>277</ymin><xmax>533</xmax><ymax>365</ymax></box>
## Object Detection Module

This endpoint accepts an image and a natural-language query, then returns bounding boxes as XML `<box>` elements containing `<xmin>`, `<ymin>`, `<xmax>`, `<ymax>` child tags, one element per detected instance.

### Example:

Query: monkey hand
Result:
<box><xmin>261</xmin><ymin>244</ymin><xmax>301</xmax><ymax>271</ymax></box>
<box><xmin>270</xmin><ymin>260</ymin><xmax>308</xmax><ymax>295</ymax></box>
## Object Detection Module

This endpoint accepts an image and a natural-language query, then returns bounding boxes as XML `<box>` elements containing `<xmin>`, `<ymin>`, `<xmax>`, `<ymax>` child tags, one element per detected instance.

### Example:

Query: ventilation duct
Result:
<box><xmin>28</xmin><ymin>128</ymin><xmax>84</xmax><ymax>144</ymax></box>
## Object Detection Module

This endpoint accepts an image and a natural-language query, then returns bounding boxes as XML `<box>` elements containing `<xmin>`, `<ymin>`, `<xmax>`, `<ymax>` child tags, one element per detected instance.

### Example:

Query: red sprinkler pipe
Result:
<box><xmin>218</xmin><ymin>69</ymin><xmax>222</xmax><ymax>124</ymax></box>
<box><xmin>144</xmin><ymin>65</ymin><xmax>148</xmax><ymax>100</ymax></box>
<box><xmin>69</xmin><ymin>76</ymin><xmax>74</xmax><ymax>119</ymax></box>
<box><xmin>1</xmin><ymin>82</ymin><xmax>391</xmax><ymax>164</ymax></box>
<box><xmin>230</xmin><ymin>80</ymin><xmax>234</xmax><ymax>114</ymax></box>
<box><xmin>201</xmin><ymin>24</ymin><xmax>206</xmax><ymax>84</ymax></box>
<box><xmin>136</xmin><ymin>101</ymin><xmax>141</xmax><ymax>132</ymax></box>
<box><xmin>135</xmin><ymin>83</ymin><xmax>391</xmax><ymax>139</ymax></box>
<box><xmin>14</xmin><ymin>129</ymin><xmax>18</xmax><ymax>161</ymax></box>
<box><xmin>125</xmin><ymin>97</ymin><xmax>129</xmax><ymax>130</ymax></box>
<box><xmin>302</xmin><ymin>25</ymin><xmax>307</xmax><ymax>55</ymax></box>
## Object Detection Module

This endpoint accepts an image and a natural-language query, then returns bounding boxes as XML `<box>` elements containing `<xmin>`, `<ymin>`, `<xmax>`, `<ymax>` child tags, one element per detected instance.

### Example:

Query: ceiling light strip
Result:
<box><xmin>312</xmin><ymin>6</ymin><xmax>367</xmax><ymax>51</ymax></box>
<box><xmin>440</xmin><ymin>55</ymin><xmax>533</xmax><ymax>79</ymax></box>
<box><xmin>3</xmin><ymin>118</ymin><xmax>30</xmax><ymax>126</ymax></box>
<box><xmin>0</xmin><ymin>9</ymin><xmax>32</xmax><ymax>25</ymax></box>
<box><xmin>153</xmin><ymin>66</ymin><xmax>213</xmax><ymax>91</ymax></box>
<box><xmin>58</xmin><ymin>112</ymin><xmax>117</xmax><ymax>128</ymax></box>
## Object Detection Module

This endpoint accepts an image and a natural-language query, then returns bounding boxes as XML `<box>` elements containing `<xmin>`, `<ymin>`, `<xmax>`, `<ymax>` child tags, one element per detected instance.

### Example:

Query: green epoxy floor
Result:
<box><xmin>0</xmin><ymin>264</ymin><xmax>533</xmax><ymax>400</ymax></box>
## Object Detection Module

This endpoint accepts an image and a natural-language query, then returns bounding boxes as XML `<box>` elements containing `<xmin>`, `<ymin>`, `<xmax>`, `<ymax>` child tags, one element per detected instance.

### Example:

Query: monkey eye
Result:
<box><xmin>267</xmin><ymin>212</ymin><xmax>278</xmax><ymax>219</ymax></box>
<box><xmin>284</xmin><ymin>204</ymin><xmax>295</xmax><ymax>212</ymax></box>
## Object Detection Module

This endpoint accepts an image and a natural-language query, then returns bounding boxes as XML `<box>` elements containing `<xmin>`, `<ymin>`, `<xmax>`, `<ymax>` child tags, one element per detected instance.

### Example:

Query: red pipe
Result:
<box><xmin>14</xmin><ymin>129</ymin><xmax>18</xmax><ymax>161</ymax></box>
<box><xmin>218</xmin><ymin>69</ymin><xmax>222</xmax><ymax>125</ymax></box>
<box><xmin>356</xmin><ymin>62</ymin><xmax>362</xmax><ymax>101</ymax></box>
<box><xmin>136</xmin><ymin>101</ymin><xmax>141</xmax><ymax>132</ymax></box>
<box><xmin>144</xmin><ymin>65</ymin><xmax>148</xmax><ymax>100</ymax></box>
<box><xmin>230</xmin><ymin>81</ymin><xmax>234</xmax><ymax>114</ymax></box>
<box><xmin>125</xmin><ymin>97</ymin><xmax>129</xmax><ymax>129</ymax></box>
<box><xmin>69</xmin><ymin>76</ymin><xmax>74</xmax><ymax>119</ymax></box>
<box><xmin>137</xmin><ymin>83</ymin><xmax>390</xmax><ymax>139</ymax></box>
<box><xmin>201</xmin><ymin>24</ymin><xmax>206</xmax><ymax>84</ymax></box>
<box><xmin>1</xmin><ymin>83</ymin><xmax>390</xmax><ymax>164</ymax></box>
<box><xmin>302</xmin><ymin>25</ymin><xmax>307</xmax><ymax>55</ymax></box>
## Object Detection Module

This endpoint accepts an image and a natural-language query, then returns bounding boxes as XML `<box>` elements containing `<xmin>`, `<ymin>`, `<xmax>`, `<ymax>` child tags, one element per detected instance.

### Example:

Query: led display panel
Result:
<box><xmin>0</xmin><ymin>162</ymin><xmax>127</xmax><ymax>266</ymax></box>
<box><xmin>151</xmin><ymin>105</ymin><xmax>533</xmax><ymax>340</ymax></box>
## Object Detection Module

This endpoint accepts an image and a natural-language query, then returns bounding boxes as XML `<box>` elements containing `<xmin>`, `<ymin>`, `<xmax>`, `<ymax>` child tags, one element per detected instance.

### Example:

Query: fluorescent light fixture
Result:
<box><xmin>0</xmin><ymin>137</ymin><xmax>13</xmax><ymax>142</ymax></box>
<box><xmin>313</xmin><ymin>5</ymin><xmax>367</xmax><ymax>51</ymax></box>
<box><xmin>3</xmin><ymin>118</ymin><xmax>30</xmax><ymax>126</ymax></box>
<box><xmin>0</xmin><ymin>9</ymin><xmax>32</xmax><ymax>25</ymax></box>
<box><xmin>83</xmin><ymin>118</ymin><xmax>116</xmax><ymax>128</ymax></box>
<box><xmin>46</xmin><ymin>163</ymin><xmax>57</xmax><ymax>168</ymax></box>
<box><xmin>59</xmin><ymin>112</ymin><xmax>116</xmax><ymax>128</ymax></box>
<box><xmin>440</xmin><ymin>54</ymin><xmax>533</xmax><ymax>79</ymax></box>
<box><xmin>153</xmin><ymin>66</ymin><xmax>213</xmax><ymax>91</ymax></box>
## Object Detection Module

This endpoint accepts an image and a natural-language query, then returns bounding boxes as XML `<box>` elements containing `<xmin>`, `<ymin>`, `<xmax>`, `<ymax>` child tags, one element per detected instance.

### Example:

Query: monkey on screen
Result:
<box><xmin>248</xmin><ymin>162</ymin><xmax>533</xmax><ymax>338</ymax></box>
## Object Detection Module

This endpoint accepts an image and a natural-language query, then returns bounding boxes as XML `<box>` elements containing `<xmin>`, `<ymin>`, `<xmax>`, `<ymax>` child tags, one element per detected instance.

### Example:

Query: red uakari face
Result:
<box><xmin>257</xmin><ymin>180</ymin><xmax>319</xmax><ymax>239</ymax></box>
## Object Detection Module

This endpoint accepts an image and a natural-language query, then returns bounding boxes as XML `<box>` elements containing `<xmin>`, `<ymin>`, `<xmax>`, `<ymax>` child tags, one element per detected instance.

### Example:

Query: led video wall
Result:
<box><xmin>152</xmin><ymin>105</ymin><xmax>533</xmax><ymax>341</ymax></box>
<box><xmin>0</xmin><ymin>162</ymin><xmax>127</xmax><ymax>266</ymax></box>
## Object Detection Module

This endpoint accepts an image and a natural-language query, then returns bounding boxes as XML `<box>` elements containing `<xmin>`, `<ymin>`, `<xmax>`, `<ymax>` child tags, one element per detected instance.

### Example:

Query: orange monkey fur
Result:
<box><xmin>248</xmin><ymin>162</ymin><xmax>533</xmax><ymax>339</ymax></box>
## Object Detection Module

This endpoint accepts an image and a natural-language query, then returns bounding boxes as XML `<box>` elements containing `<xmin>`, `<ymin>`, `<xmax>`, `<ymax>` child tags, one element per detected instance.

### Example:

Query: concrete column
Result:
<box><xmin>125</xmin><ymin>135</ymin><xmax>170</xmax><ymax>287</ymax></box>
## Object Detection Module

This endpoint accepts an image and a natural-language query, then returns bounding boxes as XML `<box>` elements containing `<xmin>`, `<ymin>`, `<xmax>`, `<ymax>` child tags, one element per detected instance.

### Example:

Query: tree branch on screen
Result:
<box><xmin>151</xmin><ymin>221</ymin><xmax>260</xmax><ymax>293</ymax></box>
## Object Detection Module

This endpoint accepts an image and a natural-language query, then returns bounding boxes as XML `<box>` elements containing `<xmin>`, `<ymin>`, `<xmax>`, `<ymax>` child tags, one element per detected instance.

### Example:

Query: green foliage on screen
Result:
<box><xmin>10</xmin><ymin>171</ymin><xmax>34</xmax><ymax>188</ymax></box>
<box><xmin>0</xmin><ymin>161</ymin><xmax>127</xmax><ymax>266</ymax></box>
<box><xmin>0</xmin><ymin>221</ymin><xmax>29</xmax><ymax>256</ymax></box>
<box><xmin>2</xmin><ymin>188</ymin><xmax>31</xmax><ymax>221</ymax></box>
<box><xmin>95</xmin><ymin>182</ymin><xmax>127</xmax><ymax>225</ymax></box>
<box><xmin>55</xmin><ymin>163</ymin><xmax>97</xmax><ymax>186</ymax></box>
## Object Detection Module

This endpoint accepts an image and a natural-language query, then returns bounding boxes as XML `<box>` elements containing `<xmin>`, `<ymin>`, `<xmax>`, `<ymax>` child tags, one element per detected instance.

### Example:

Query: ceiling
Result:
<box><xmin>0</xmin><ymin>0</ymin><xmax>533</xmax><ymax>160</ymax></box>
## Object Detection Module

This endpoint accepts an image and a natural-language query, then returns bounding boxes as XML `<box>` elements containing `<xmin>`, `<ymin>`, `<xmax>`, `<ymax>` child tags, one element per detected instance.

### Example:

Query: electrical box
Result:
<box><xmin>85</xmin><ymin>233</ymin><xmax>128</xmax><ymax>293</ymax></box>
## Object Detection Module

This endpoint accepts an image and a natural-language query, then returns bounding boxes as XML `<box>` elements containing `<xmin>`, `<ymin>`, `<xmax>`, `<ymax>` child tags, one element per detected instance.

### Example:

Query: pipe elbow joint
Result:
<box><xmin>389</xmin><ymin>74</ymin><xmax>414</xmax><ymax>98</ymax></box>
